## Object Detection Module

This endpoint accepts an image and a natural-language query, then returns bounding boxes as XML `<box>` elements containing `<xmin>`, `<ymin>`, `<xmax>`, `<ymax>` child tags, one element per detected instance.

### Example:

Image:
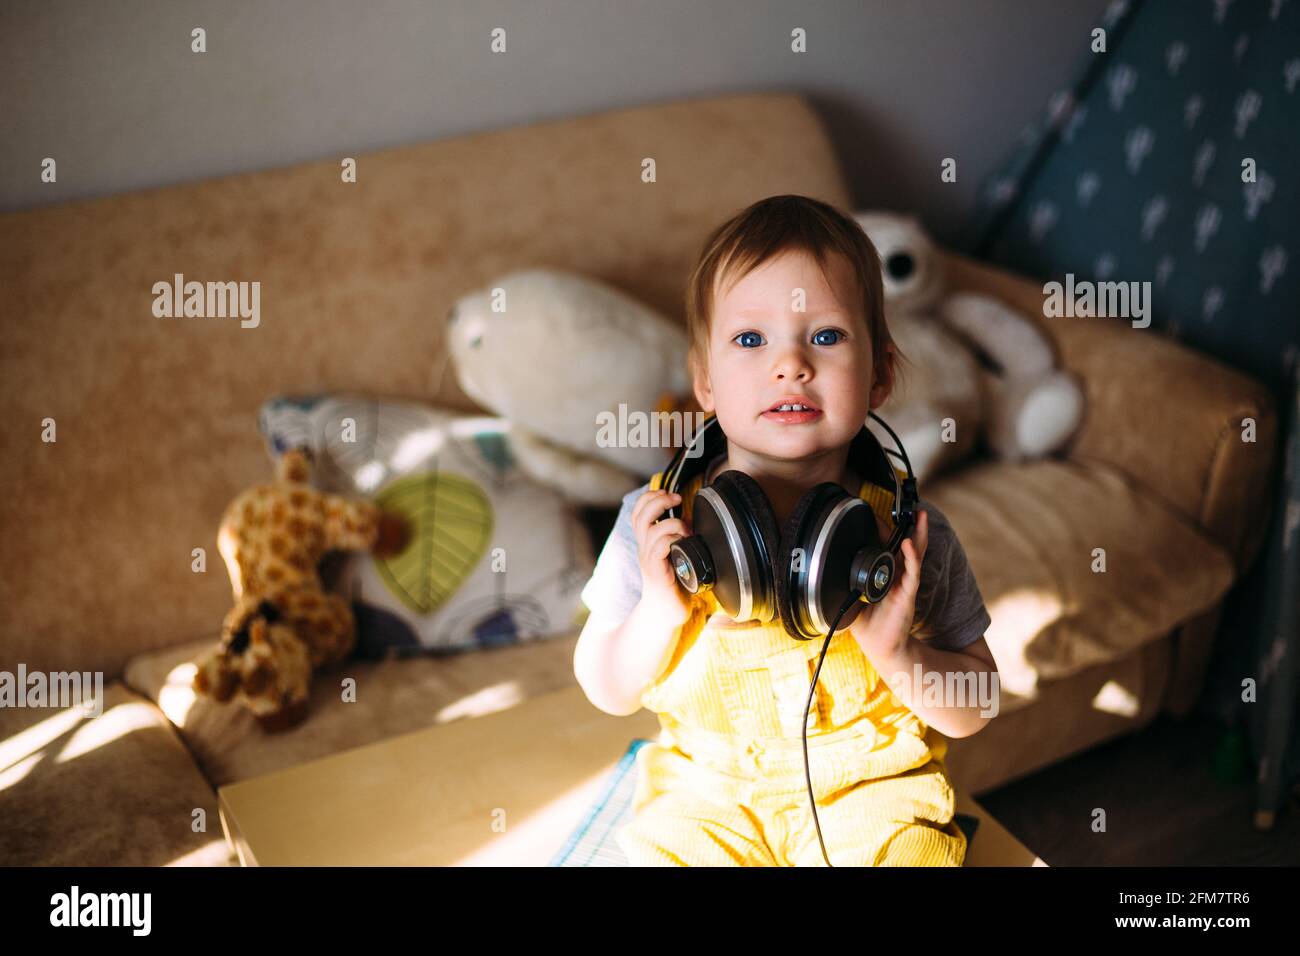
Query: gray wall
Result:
<box><xmin>2</xmin><ymin>0</ymin><xmax>1112</xmax><ymax>247</ymax></box>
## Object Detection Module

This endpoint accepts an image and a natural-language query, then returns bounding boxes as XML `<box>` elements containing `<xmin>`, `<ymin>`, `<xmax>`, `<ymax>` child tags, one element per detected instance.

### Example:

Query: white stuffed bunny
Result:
<box><xmin>855</xmin><ymin>212</ymin><xmax>1085</xmax><ymax>482</ymax></box>
<box><xmin>444</xmin><ymin>268</ymin><xmax>692</xmax><ymax>506</ymax></box>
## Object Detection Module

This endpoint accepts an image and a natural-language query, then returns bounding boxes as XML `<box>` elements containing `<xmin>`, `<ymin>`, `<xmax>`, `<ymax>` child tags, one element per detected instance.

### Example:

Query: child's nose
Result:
<box><xmin>775</xmin><ymin>363</ymin><xmax>811</xmax><ymax>381</ymax></box>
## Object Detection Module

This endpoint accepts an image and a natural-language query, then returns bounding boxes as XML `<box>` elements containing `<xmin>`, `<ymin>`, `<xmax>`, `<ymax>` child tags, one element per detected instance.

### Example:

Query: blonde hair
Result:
<box><xmin>684</xmin><ymin>194</ymin><xmax>909</xmax><ymax>392</ymax></box>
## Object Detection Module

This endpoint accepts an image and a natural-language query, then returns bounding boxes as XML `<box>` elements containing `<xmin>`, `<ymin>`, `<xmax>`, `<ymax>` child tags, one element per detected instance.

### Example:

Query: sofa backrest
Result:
<box><xmin>0</xmin><ymin>93</ymin><xmax>852</xmax><ymax>679</ymax></box>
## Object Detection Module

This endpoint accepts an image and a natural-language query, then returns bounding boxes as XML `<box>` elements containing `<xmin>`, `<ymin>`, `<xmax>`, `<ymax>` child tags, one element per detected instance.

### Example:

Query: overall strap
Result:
<box><xmin>856</xmin><ymin>466</ymin><xmax>906</xmax><ymax>536</ymax></box>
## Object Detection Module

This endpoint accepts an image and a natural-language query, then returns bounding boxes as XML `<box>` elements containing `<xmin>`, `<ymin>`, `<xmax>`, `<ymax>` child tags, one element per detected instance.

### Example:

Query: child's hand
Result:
<box><xmin>631</xmin><ymin>489</ymin><xmax>693</xmax><ymax>625</ymax></box>
<box><xmin>848</xmin><ymin>507</ymin><xmax>928</xmax><ymax>664</ymax></box>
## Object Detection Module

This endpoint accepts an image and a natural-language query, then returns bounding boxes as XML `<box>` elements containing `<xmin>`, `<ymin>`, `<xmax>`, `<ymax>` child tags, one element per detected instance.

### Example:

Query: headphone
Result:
<box><xmin>650</xmin><ymin>410</ymin><xmax>918</xmax><ymax>866</ymax></box>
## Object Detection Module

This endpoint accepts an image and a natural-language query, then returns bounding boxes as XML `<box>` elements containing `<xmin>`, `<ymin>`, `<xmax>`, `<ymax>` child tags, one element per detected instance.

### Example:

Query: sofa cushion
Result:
<box><xmin>925</xmin><ymin>457</ymin><xmax>1236</xmax><ymax>698</ymax></box>
<box><xmin>0</xmin><ymin>681</ymin><xmax>236</xmax><ymax>865</ymax></box>
<box><xmin>124</xmin><ymin>630</ymin><xmax>582</xmax><ymax>788</ymax></box>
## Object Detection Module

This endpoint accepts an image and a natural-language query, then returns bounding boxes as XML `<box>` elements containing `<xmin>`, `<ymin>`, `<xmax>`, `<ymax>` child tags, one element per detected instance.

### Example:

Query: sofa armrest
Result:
<box><xmin>942</xmin><ymin>252</ymin><xmax>1279</xmax><ymax>575</ymax></box>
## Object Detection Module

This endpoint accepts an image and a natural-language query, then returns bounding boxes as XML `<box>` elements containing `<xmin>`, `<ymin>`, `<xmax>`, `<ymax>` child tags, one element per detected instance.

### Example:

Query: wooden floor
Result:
<box><xmin>976</xmin><ymin>712</ymin><xmax>1300</xmax><ymax>866</ymax></box>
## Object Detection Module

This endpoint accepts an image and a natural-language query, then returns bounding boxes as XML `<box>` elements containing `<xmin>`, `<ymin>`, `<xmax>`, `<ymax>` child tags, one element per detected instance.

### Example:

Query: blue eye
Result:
<box><xmin>813</xmin><ymin>328</ymin><xmax>843</xmax><ymax>346</ymax></box>
<box><xmin>734</xmin><ymin>331</ymin><xmax>764</xmax><ymax>348</ymax></box>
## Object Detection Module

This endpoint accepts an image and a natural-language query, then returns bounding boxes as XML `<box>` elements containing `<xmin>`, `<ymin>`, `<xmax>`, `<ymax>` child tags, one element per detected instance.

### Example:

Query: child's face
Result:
<box><xmin>693</xmin><ymin>248</ymin><xmax>891</xmax><ymax>470</ymax></box>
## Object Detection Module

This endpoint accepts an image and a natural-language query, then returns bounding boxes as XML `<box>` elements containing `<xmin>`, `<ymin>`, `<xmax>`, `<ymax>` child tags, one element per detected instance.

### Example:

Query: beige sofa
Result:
<box><xmin>0</xmin><ymin>92</ymin><xmax>1278</xmax><ymax>866</ymax></box>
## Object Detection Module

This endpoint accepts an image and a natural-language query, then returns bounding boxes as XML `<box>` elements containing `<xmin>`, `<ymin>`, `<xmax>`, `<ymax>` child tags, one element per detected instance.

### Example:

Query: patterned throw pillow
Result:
<box><xmin>258</xmin><ymin>394</ymin><xmax>594</xmax><ymax>656</ymax></box>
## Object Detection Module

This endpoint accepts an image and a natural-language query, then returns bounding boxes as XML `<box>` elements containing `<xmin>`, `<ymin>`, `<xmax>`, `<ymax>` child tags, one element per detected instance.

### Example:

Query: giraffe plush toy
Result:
<box><xmin>192</xmin><ymin>446</ymin><xmax>409</xmax><ymax>732</ymax></box>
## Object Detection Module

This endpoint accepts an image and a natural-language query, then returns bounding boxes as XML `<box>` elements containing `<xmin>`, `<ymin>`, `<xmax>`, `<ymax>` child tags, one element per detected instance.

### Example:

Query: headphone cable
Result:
<box><xmin>802</xmin><ymin>589</ymin><xmax>865</xmax><ymax>867</ymax></box>
<box><xmin>867</xmin><ymin>410</ymin><xmax>914</xmax><ymax>475</ymax></box>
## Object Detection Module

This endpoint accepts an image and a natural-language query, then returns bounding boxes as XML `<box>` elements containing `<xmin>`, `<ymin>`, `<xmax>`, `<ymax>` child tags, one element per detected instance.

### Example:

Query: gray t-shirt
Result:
<box><xmin>580</xmin><ymin>478</ymin><xmax>991</xmax><ymax>653</ymax></box>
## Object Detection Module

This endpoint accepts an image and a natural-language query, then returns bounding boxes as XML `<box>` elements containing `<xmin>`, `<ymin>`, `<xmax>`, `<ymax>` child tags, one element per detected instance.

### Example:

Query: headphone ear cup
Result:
<box><xmin>791</xmin><ymin>483</ymin><xmax>879</xmax><ymax>638</ymax></box>
<box><xmin>778</xmin><ymin>489</ymin><xmax>829</xmax><ymax>641</ymax></box>
<box><xmin>851</xmin><ymin>508</ymin><xmax>897</xmax><ymax>604</ymax></box>
<box><xmin>709</xmin><ymin>471</ymin><xmax>781</xmax><ymax>623</ymax></box>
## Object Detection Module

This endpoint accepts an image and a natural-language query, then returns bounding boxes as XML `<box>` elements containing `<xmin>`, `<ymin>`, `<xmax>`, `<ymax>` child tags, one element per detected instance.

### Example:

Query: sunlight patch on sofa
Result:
<box><xmin>0</xmin><ymin>705</ymin><xmax>90</xmax><ymax>772</ymax></box>
<box><xmin>0</xmin><ymin>752</ymin><xmax>44</xmax><ymax>793</ymax></box>
<box><xmin>1091</xmin><ymin>679</ymin><xmax>1141</xmax><ymax>718</ymax></box>
<box><xmin>985</xmin><ymin>586</ymin><xmax>1067</xmax><ymax>699</ymax></box>
<box><xmin>155</xmin><ymin>661</ymin><xmax>201</xmax><ymax>727</ymax></box>
<box><xmin>56</xmin><ymin>702</ymin><xmax>160</xmax><ymax>763</ymax></box>
<box><xmin>166</xmin><ymin>839</ymin><xmax>238</xmax><ymax>867</ymax></box>
<box><xmin>435</xmin><ymin>681</ymin><xmax>525</xmax><ymax>722</ymax></box>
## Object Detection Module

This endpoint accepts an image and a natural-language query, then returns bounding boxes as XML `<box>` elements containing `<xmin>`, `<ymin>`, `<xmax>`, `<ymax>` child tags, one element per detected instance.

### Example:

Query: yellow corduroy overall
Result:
<box><xmin>615</xmin><ymin>467</ymin><xmax>967</xmax><ymax>867</ymax></box>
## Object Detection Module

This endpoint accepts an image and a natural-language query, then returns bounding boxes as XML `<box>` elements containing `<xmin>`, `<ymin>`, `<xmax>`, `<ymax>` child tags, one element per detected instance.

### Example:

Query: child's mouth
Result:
<box><xmin>761</xmin><ymin>400</ymin><xmax>823</xmax><ymax>424</ymax></box>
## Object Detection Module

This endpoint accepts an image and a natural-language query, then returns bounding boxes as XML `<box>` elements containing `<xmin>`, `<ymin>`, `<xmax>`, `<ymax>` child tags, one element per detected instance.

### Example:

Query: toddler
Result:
<box><xmin>574</xmin><ymin>195</ymin><xmax>998</xmax><ymax>866</ymax></box>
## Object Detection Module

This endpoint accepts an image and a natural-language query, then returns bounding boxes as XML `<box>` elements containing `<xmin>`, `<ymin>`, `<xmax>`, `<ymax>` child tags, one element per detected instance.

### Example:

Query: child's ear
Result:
<box><xmin>870</xmin><ymin>345</ymin><xmax>896</xmax><ymax>408</ymax></box>
<box><xmin>691</xmin><ymin>359</ymin><xmax>715</xmax><ymax>414</ymax></box>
